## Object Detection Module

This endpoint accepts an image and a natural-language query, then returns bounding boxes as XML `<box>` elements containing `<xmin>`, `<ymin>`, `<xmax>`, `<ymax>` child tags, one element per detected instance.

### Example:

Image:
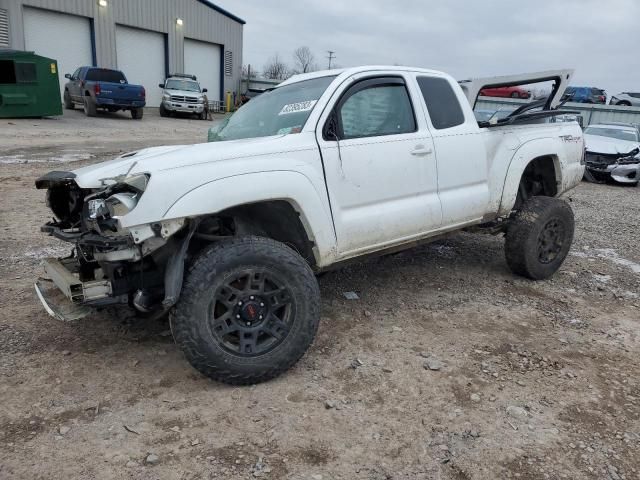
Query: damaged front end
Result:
<box><xmin>583</xmin><ymin>148</ymin><xmax>640</xmax><ymax>184</ymax></box>
<box><xmin>34</xmin><ymin>170</ymin><xmax>193</xmax><ymax>320</ymax></box>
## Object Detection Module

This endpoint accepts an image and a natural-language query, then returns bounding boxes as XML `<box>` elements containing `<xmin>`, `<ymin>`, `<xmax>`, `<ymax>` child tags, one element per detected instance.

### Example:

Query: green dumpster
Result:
<box><xmin>0</xmin><ymin>50</ymin><xmax>62</xmax><ymax>118</ymax></box>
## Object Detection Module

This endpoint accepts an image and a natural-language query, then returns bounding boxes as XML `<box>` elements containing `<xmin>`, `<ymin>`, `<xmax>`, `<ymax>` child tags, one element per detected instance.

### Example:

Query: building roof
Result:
<box><xmin>196</xmin><ymin>0</ymin><xmax>245</xmax><ymax>25</ymax></box>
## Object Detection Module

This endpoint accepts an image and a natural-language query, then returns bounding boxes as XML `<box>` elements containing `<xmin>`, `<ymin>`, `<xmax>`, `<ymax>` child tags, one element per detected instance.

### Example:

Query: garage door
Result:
<box><xmin>23</xmin><ymin>8</ymin><xmax>93</xmax><ymax>100</ymax></box>
<box><xmin>184</xmin><ymin>39</ymin><xmax>221</xmax><ymax>101</ymax></box>
<box><xmin>116</xmin><ymin>25</ymin><xmax>165</xmax><ymax>107</ymax></box>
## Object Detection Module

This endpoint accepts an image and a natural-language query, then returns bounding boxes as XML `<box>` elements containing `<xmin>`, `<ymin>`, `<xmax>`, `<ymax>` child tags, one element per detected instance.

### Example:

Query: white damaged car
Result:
<box><xmin>583</xmin><ymin>123</ymin><xmax>640</xmax><ymax>185</ymax></box>
<box><xmin>35</xmin><ymin>66</ymin><xmax>584</xmax><ymax>384</ymax></box>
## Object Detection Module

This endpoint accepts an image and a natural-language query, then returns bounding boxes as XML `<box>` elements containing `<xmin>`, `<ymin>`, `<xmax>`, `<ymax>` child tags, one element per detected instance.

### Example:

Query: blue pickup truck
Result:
<box><xmin>63</xmin><ymin>67</ymin><xmax>146</xmax><ymax>119</ymax></box>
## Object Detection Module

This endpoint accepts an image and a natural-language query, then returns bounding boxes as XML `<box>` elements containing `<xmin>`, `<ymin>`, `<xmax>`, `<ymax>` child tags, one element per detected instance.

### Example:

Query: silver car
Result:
<box><xmin>609</xmin><ymin>92</ymin><xmax>640</xmax><ymax>107</ymax></box>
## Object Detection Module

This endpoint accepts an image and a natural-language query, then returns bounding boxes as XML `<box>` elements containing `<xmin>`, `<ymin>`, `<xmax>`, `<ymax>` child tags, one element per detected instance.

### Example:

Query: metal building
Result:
<box><xmin>0</xmin><ymin>0</ymin><xmax>244</xmax><ymax>106</ymax></box>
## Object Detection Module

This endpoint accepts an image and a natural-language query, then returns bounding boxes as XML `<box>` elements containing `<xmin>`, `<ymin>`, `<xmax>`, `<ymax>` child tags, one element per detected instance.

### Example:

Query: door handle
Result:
<box><xmin>410</xmin><ymin>145</ymin><xmax>433</xmax><ymax>156</ymax></box>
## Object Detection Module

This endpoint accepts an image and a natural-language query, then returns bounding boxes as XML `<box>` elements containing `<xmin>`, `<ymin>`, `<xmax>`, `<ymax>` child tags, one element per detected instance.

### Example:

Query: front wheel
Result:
<box><xmin>171</xmin><ymin>236</ymin><xmax>320</xmax><ymax>385</ymax></box>
<box><xmin>505</xmin><ymin>196</ymin><xmax>575</xmax><ymax>280</ymax></box>
<box><xmin>63</xmin><ymin>91</ymin><xmax>74</xmax><ymax>110</ymax></box>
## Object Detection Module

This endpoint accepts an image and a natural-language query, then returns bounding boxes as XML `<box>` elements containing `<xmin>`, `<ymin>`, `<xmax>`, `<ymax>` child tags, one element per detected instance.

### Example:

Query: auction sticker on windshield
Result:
<box><xmin>279</xmin><ymin>100</ymin><xmax>317</xmax><ymax>115</ymax></box>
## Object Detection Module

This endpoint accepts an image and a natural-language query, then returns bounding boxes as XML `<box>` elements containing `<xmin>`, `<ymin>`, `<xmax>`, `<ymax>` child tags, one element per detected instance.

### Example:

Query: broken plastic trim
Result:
<box><xmin>161</xmin><ymin>219</ymin><xmax>200</xmax><ymax>309</ymax></box>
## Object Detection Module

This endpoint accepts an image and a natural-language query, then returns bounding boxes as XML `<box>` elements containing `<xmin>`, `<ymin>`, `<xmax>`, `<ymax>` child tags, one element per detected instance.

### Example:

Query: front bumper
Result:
<box><xmin>162</xmin><ymin>100</ymin><xmax>204</xmax><ymax>113</ymax></box>
<box><xmin>35</xmin><ymin>280</ymin><xmax>92</xmax><ymax>322</ymax></box>
<box><xmin>34</xmin><ymin>257</ymin><xmax>117</xmax><ymax>322</ymax></box>
<box><xmin>585</xmin><ymin>151</ymin><xmax>640</xmax><ymax>184</ymax></box>
<box><xmin>585</xmin><ymin>162</ymin><xmax>640</xmax><ymax>184</ymax></box>
<box><xmin>42</xmin><ymin>257</ymin><xmax>112</xmax><ymax>304</ymax></box>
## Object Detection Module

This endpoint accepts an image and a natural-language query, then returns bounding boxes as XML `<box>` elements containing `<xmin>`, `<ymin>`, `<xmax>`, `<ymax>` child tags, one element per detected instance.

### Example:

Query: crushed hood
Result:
<box><xmin>67</xmin><ymin>135</ymin><xmax>291</xmax><ymax>188</ymax></box>
<box><xmin>584</xmin><ymin>134</ymin><xmax>640</xmax><ymax>156</ymax></box>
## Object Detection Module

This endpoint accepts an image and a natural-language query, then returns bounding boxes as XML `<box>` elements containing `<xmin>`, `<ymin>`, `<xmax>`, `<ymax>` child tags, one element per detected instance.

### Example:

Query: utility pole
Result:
<box><xmin>327</xmin><ymin>51</ymin><xmax>336</xmax><ymax>70</ymax></box>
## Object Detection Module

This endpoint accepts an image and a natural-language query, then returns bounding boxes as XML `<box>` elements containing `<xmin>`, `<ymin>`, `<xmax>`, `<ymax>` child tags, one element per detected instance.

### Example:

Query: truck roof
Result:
<box><xmin>278</xmin><ymin>65</ymin><xmax>448</xmax><ymax>87</ymax></box>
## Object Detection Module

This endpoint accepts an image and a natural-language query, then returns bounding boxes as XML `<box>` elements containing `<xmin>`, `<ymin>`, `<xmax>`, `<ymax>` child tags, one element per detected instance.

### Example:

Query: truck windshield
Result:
<box><xmin>213</xmin><ymin>75</ymin><xmax>337</xmax><ymax>141</ymax></box>
<box><xmin>165</xmin><ymin>79</ymin><xmax>201</xmax><ymax>92</ymax></box>
<box><xmin>86</xmin><ymin>69</ymin><xmax>126</xmax><ymax>83</ymax></box>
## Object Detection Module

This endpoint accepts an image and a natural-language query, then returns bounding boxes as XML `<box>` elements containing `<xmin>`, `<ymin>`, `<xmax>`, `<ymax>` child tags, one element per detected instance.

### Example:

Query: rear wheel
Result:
<box><xmin>505</xmin><ymin>196</ymin><xmax>575</xmax><ymax>280</ymax></box>
<box><xmin>83</xmin><ymin>96</ymin><xmax>97</xmax><ymax>117</ymax></box>
<box><xmin>131</xmin><ymin>107</ymin><xmax>143</xmax><ymax>119</ymax></box>
<box><xmin>63</xmin><ymin>91</ymin><xmax>74</xmax><ymax>110</ymax></box>
<box><xmin>171</xmin><ymin>236</ymin><xmax>320</xmax><ymax>385</ymax></box>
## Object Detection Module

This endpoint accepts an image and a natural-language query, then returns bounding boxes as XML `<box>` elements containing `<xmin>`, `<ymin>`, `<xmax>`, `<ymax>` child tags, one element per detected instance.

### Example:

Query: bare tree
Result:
<box><xmin>292</xmin><ymin>46</ymin><xmax>317</xmax><ymax>74</ymax></box>
<box><xmin>242</xmin><ymin>64</ymin><xmax>258</xmax><ymax>79</ymax></box>
<box><xmin>262</xmin><ymin>54</ymin><xmax>289</xmax><ymax>80</ymax></box>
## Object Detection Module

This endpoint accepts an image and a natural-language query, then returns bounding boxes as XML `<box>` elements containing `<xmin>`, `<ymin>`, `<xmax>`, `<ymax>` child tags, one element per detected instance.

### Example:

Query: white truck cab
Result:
<box><xmin>36</xmin><ymin>66</ymin><xmax>585</xmax><ymax>385</ymax></box>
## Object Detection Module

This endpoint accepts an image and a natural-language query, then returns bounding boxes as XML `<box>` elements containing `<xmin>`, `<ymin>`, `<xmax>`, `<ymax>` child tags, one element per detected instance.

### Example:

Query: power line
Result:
<box><xmin>327</xmin><ymin>51</ymin><xmax>336</xmax><ymax>69</ymax></box>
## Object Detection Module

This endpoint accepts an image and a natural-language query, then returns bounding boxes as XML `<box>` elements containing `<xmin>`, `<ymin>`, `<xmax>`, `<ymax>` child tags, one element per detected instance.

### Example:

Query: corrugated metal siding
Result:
<box><xmin>0</xmin><ymin>0</ymin><xmax>243</xmax><ymax>97</ymax></box>
<box><xmin>475</xmin><ymin>97</ymin><xmax>640</xmax><ymax>127</ymax></box>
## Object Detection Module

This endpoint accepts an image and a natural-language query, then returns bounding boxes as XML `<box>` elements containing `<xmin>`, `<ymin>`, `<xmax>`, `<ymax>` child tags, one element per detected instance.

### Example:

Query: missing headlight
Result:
<box><xmin>87</xmin><ymin>199</ymin><xmax>109</xmax><ymax>219</ymax></box>
<box><xmin>123</xmin><ymin>173</ymin><xmax>149</xmax><ymax>192</ymax></box>
<box><xmin>107</xmin><ymin>192</ymin><xmax>139</xmax><ymax>217</ymax></box>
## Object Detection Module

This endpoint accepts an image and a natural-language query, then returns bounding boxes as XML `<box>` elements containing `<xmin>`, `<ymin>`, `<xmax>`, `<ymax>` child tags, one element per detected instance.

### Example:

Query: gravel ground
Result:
<box><xmin>0</xmin><ymin>110</ymin><xmax>639</xmax><ymax>480</ymax></box>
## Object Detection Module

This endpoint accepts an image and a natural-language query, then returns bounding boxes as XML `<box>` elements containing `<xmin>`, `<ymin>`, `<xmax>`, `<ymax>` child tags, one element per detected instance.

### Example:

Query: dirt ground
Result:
<box><xmin>1</xmin><ymin>109</ymin><xmax>639</xmax><ymax>480</ymax></box>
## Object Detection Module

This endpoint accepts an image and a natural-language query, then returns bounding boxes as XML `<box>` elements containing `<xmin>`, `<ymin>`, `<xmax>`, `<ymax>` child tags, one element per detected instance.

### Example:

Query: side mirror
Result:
<box><xmin>202</xmin><ymin>88</ymin><xmax>208</xmax><ymax>93</ymax></box>
<box><xmin>64</xmin><ymin>73</ymin><xmax>71</xmax><ymax>79</ymax></box>
<box><xmin>158</xmin><ymin>83</ymin><xmax>165</xmax><ymax>89</ymax></box>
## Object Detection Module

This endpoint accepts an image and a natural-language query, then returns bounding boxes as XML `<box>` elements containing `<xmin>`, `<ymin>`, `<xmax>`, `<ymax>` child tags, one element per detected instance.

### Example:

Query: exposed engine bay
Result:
<box><xmin>34</xmin><ymin>169</ymin><xmax>227</xmax><ymax>316</ymax></box>
<box><xmin>583</xmin><ymin>147</ymin><xmax>640</xmax><ymax>185</ymax></box>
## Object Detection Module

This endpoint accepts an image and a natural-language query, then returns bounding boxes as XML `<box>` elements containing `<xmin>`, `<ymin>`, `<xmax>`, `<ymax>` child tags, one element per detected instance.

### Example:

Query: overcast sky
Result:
<box><xmin>215</xmin><ymin>0</ymin><xmax>638</xmax><ymax>95</ymax></box>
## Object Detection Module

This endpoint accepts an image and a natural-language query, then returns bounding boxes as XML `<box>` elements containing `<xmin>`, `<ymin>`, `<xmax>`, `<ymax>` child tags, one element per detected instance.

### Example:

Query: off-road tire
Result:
<box><xmin>505</xmin><ymin>196</ymin><xmax>575</xmax><ymax>280</ymax></box>
<box><xmin>170</xmin><ymin>236</ymin><xmax>320</xmax><ymax>385</ymax></box>
<box><xmin>83</xmin><ymin>96</ymin><xmax>97</xmax><ymax>117</ymax></box>
<box><xmin>131</xmin><ymin>108</ymin><xmax>143</xmax><ymax>119</ymax></box>
<box><xmin>63</xmin><ymin>91</ymin><xmax>74</xmax><ymax>110</ymax></box>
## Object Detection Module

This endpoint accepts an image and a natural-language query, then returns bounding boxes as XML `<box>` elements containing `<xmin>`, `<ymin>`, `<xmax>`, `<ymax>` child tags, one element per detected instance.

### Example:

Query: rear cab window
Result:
<box><xmin>416</xmin><ymin>76</ymin><xmax>465</xmax><ymax>129</ymax></box>
<box><xmin>86</xmin><ymin>69</ymin><xmax>127</xmax><ymax>83</ymax></box>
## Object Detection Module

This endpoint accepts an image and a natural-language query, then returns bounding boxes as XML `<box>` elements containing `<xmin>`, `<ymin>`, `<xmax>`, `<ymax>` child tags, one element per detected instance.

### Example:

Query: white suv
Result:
<box><xmin>159</xmin><ymin>74</ymin><xmax>208</xmax><ymax>119</ymax></box>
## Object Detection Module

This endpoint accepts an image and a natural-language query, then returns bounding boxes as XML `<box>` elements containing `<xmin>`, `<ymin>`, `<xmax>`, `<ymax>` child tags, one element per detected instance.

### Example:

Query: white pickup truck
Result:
<box><xmin>35</xmin><ymin>66</ymin><xmax>585</xmax><ymax>384</ymax></box>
